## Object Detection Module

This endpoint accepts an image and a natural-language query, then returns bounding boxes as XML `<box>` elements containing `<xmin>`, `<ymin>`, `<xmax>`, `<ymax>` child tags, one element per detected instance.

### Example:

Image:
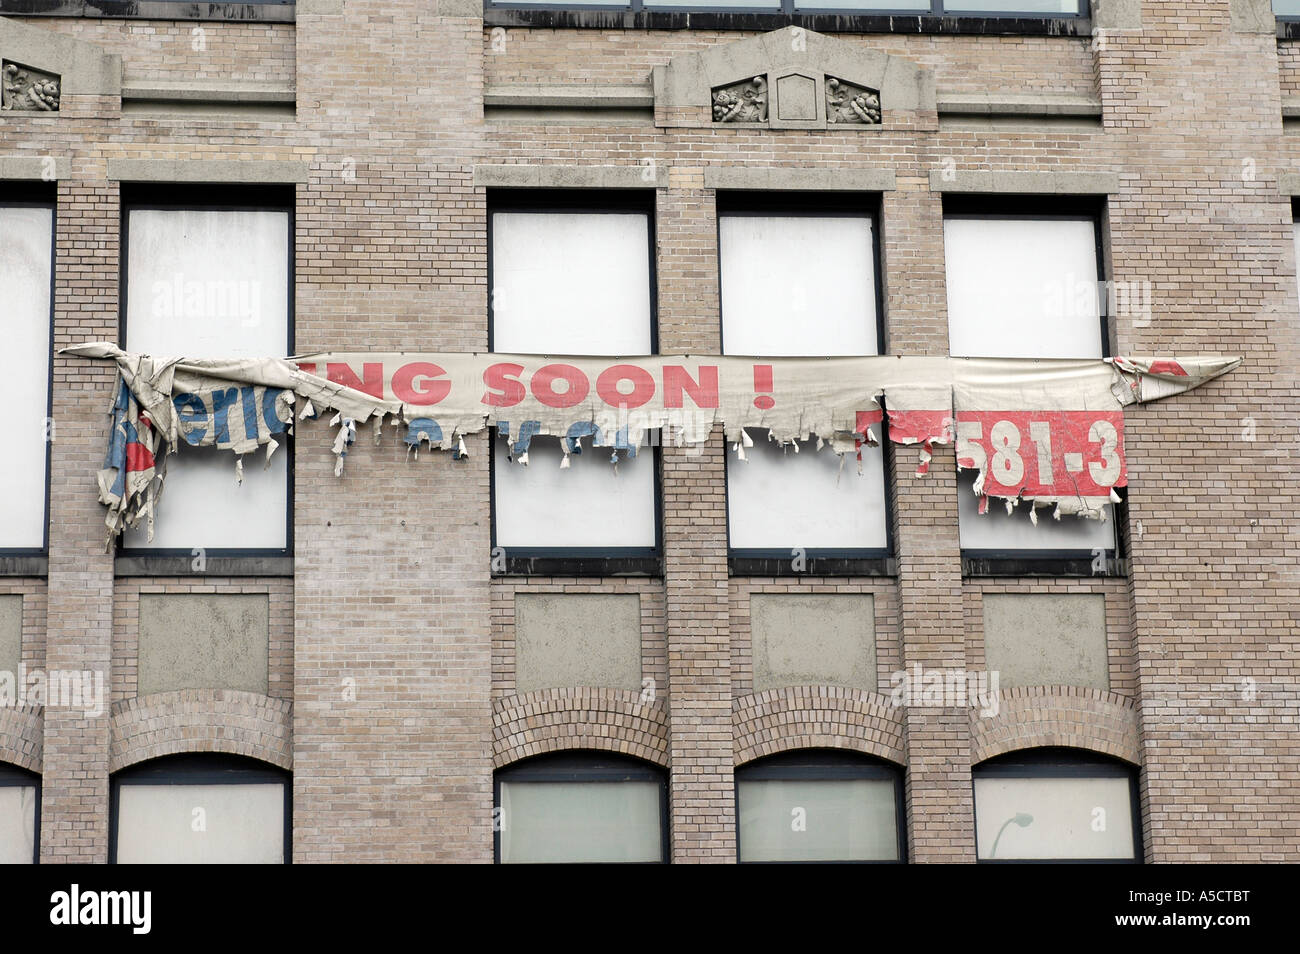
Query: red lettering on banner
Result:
<box><xmin>954</xmin><ymin>411</ymin><xmax>1126</xmax><ymax>496</ymax></box>
<box><xmin>596</xmin><ymin>364</ymin><xmax>656</xmax><ymax>410</ymax></box>
<box><xmin>326</xmin><ymin>362</ymin><xmax>384</xmax><ymax>400</ymax></box>
<box><xmin>482</xmin><ymin>363</ymin><xmax>526</xmax><ymax>408</ymax></box>
<box><xmin>296</xmin><ymin>362</ymin><xmax>317</xmax><ymax>376</ymax></box>
<box><xmin>533</xmin><ymin>364</ymin><xmax>590</xmax><ymax>409</ymax></box>
<box><xmin>663</xmin><ymin>365</ymin><xmax>719</xmax><ymax>409</ymax></box>
<box><xmin>392</xmin><ymin>362</ymin><xmax>451</xmax><ymax>406</ymax></box>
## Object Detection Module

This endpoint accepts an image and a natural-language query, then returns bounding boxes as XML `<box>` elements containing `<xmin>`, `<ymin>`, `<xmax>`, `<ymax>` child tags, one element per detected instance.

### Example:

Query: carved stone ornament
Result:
<box><xmin>2</xmin><ymin>61</ymin><xmax>61</xmax><ymax>112</ymax></box>
<box><xmin>712</xmin><ymin>76</ymin><xmax>768</xmax><ymax>124</ymax></box>
<box><xmin>826</xmin><ymin>77</ymin><xmax>881</xmax><ymax>125</ymax></box>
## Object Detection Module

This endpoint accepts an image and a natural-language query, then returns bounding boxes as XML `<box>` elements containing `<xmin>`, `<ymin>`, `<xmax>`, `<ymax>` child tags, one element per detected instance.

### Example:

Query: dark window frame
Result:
<box><xmin>972</xmin><ymin>746</ymin><xmax>1143</xmax><ymax>864</ymax></box>
<box><xmin>484</xmin><ymin>2</ymin><xmax>1091</xmax><ymax>35</ymax></box>
<box><xmin>0</xmin><ymin>762</ymin><xmax>41</xmax><ymax>864</ymax></box>
<box><xmin>117</xmin><ymin>183</ymin><xmax>296</xmax><ymax>565</ymax></box>
<box><xmin>108</xmin><ymin>753</ymin><xmax>291</xmax><ymax>865</ymax></box>
<box><xmin>941</xmin><ymin>195</ymin><xmax>1126</xmax><ymax>577</ymax></box>
<box><xmin>0</xmin><ymin>1</ymin><xmax>293</xmax><ymax>23</ymax></box>
<box><xmin>734</xmin><ymin>748</ymin><xmax>908</xmax><ymax>863</ymax></box>
<box><xmin>0</xmin><ymin>183</ymin><xmax>56</xmax><ymax>562</ymax></box>
<box><xmin>493</xmin><ymin>750</ymin><xmax>670</xmax><ymax>864</ymax></box>
<box><xmin>487</xmin><ymin>188</ymin><xmax>664</xmax><ymax>578</ymax></box>
<box><xmin>717</xmin><ymin>191</ymin><xmax>895</xmax><ymax>577</ymax></box>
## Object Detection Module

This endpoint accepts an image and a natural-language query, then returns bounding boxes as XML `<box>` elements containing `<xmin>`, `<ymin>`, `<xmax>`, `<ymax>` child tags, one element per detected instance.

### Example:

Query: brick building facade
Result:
<box><xmin>0</xmin><ymin>0</ymin><xmax>1296</xmax><ymax>863</ymax></box>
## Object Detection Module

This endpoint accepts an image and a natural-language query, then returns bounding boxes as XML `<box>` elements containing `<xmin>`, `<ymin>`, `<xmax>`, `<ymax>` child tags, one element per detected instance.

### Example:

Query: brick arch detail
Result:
<box><xmin>970</xmin><ymin>686</ymin><xmax>1141</xmax><ymax>766</ymax></box>
<box><xmin>0</xmin><ymin>706</ymin><xmax>42</xmax><ymax>774</ymax></box>
<box><xmin>734</xmin><ymin>685</ymin><xmax>907</xmax><ymax>766</ymax></box>
<box><xmin>493</xmin><ymin>687</ymin><xmax>669</xmax><ymax>769</ymax></box>
<box><xmin>109</xmin><ymin>689</ymin><xmax>292</xmax><ymax>773</ymax></box>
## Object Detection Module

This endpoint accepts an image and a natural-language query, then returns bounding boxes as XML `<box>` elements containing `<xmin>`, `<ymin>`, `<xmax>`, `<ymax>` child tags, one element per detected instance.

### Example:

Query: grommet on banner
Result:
<box><xmin>234</xmin><ymin>456</ymin><xmax>244</xmax><ymax>486</ymax></box>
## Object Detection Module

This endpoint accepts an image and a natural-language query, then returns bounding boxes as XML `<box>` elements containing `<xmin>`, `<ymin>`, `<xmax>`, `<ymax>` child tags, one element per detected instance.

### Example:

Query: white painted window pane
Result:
<box><xmin>738</xmin><ymin>778</ymin><xmax>898</xmax><ymax>862</ymax></box>
<box><xmin>720</xmin><ymin>215</ymin><xmax>877</xmax><ymax>356</ymax></box>
<box><xmin>956</xmin><ymin>470</ymin><xmax>1116</xmax><ymax>551</ymax></box>
<box><xmin>944</xmin><ymin>217</ymin><xmax>1102</xmax><ymax>359</ymax></box>
<box><xmin>491</xmin><ymin>212</ymin><xmax>652</xmax><ymax>355</ymax></box>
<box><xmin>727</xmin><ymin>438</ymin><xmax>888</xmax><ymax>549</ymax></box>
<box><xmin>795</xmin><ymin>0</ymin><xmax>928</xmax><ymax>10</ymax></box>
<box><xmin>499</xmin><ymin>780</ymin><xmax>661</xmax><ymax>863</ymax></box>
<box><xmin>945</xmin><ymin>0</ymin><xmax>1079</xmax><ymax>10</ymax></box>
<box><xmin>648</xmin><ymin>0</ymin><xmax>779</xmax><ymax>7</ymax></box>
<box><xmin>974</xmin><ymin>775</ymin><xmax>1134</xmax><ymax>860</ymax></box>
<box><xmin>123</xmin><ymin>208</ymin><xmax>290</xmax><ymax>550</ymax></box>
<box><xmin>1280</xmin><ymin>0</ymin><xmax>1300</xmax><ymax>16</ymax></box>
<box><xmin>116</xmin><ymin>782</ymin><xmax>284</xmax><ymax>864</ymax></box>
<box><xmin>1294</xmin><ymin>222</ymin><xmax>1300</xmax><ymax>298</ymax></box>
<box><xmin>0</xmin><ymin>785</ymin><xmax>37</xmax><ymax>864</ymax></box>
<box><xmin>122</xmin><ymin>448</ymin><xmax>289</xmax><ymax>550</ymax></box>
<box><xmin>491</xmin><ymin>210</ymin><xmax>655</xmax><ymax>549</ymax></box>
<box><xmin>0</xmin><ymin>207</ymin><xmax>52</xmax><ymax>550</ymax></box>
<box><xmin>493</xmin><ymin>436</ymin><xmax>655</xmax><ymax>549</ymax></box>
<box><xmin>720</xmin><ymin>213</ymin><xmax>884</xmax><ymax>549</ymax></box>
<box><xmin>946</xmin><ymin>216</ymin><xmax>1108</xmax><ymax>550</ymax></box>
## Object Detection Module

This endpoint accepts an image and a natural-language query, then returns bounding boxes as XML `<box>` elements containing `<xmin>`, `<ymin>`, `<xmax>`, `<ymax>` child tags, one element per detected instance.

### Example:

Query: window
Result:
<box><xmin>0</xmin><ymin>190</ymin><xmax>53</xmax><ymax>553</ymax></box>
<box><xmin>486</xmin><ymin>0</ymin><xmax>1086</xmax><ymax>16</ymax></box>
<box><xmin>736</xmin><ymin>749</ymin><xmax>905</xmax><ymax>862</ymax></box>
<box><xmin>943</xmin><ymin>203</ymin><xmax>1117</xmax><ymax>558</ymax></box>
<box><xmin>488</xmin><ymin>191</ymin><xmax>659</xmax><ymax>562</ymax></box>
<box><xmin>494</xmin><ymin>751</ymin><xmax>668</xmax><ymax>863</ymax></box>
<box><xmin>1275</xmin><ymin>0</ymin><xmax>1299</xmax><ymax>18</ymax></box>
<box><xmin>110</xmin><ymin>754</ymin><xmax>290</xmax><ymax>864</ymax></box>
<box><xmin>973</xmin><ymin>748</ymin><xmax>1141</xmax><ymax>862</ymax></box>
<box><xmin>719</xmin><ymin>194</ymin><xmax>889</xmax><ymax>561</ymax></box>
<box><xmin>0</xmin><ymin>763</ymin><xmax>39</xmax><ymax>864</ymax></box>
<box><xmin>121</xmin><ymin>186</ymin><xmax>292</xmax><ymax>554</ymax></box>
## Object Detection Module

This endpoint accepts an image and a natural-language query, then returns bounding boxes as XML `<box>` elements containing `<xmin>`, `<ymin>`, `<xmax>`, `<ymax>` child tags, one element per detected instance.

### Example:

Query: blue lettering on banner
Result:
<box><xmin>209</xmin><ymin>388</ymin><xmax>240</xmax><ymax>444</ymax></box>
<box><xmin>173</xmin><ymin>393</ymin><xmax>209</xmax><ymax>445</ymax></box>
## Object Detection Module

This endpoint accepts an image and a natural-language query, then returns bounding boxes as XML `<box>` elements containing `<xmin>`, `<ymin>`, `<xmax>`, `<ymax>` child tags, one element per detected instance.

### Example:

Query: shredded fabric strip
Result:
<box><xmin>61</xmin><ymin>344</ymin><xmax>1240</xmax><ymax>544</ymax></box>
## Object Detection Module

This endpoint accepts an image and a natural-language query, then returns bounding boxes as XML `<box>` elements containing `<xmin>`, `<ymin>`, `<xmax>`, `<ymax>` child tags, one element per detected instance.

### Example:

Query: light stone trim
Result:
<box><xmin>937</xmin><ymin>92</ymin><xmax>1102</xmax><ymax>117</ymax></box>
<box><xmin>107</xmin><ymin>158</ymin><xmax>310</xmax><ymax>184</ymax></box>
<box><xmin>484</xmin><ymin>84</ymin><xmax>655</xmax><ymax>109</ymax></box>
<box><xmin>929</xmin><ymin>170</ymin><xmax>1121</xmax><ymax>194</ymax></box>
<box><xmin>0</xmin><ymin>155</ymin><xmax>67</xmax><ymax>180</ymax></box>
<box><xmin>703</xmin><ymin>166</ymin><xmax>895</xmax><ymax>192</ymax></box>
<box><xmin>0</xmin><ymin>17</ymin><xmax>121</xmax><ymax>99</ymax></box>
<box><xmin>474</xmin><ymin>163</ymin><xmax>660</xmax><ymax>189</ymax></box>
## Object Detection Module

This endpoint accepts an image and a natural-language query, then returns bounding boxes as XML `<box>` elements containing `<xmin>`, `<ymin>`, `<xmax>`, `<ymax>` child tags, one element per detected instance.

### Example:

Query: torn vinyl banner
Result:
<box><xmin>62</xmin><ymin>343</ymin><xmax>1239</xmax><ymax>542</ymax></box>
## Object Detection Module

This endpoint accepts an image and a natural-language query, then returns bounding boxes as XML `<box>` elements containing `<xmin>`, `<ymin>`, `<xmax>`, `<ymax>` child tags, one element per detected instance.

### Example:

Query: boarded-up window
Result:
<box><xmin>489</xmin><ymin>203</ymin><xmax>656</xmax><ymax>551</ymax></box>
<box><xmin>123</xmin><ymin>202</ymin><xmax>291</xmax><ymax>551</ymax></box>
<box><xmin>736</xmin><ymin>750</ymin><xmax>903</xmax><ymax>862</ymax></box>
<box><xmin>973</xmin><ymin>749</ymin><xmax>1139</xmax><ymax>861</ymax></box>
<box><xmin>495</xmin><ymin>753</ymin><xmax>665</xmax><ymax>864</ymax></box>
<box><xmin>0</xmin><ymin>204</ymin><xmax>52</xmax><ymax>550</ymax></box>
<box><xmin>0</xmin><ymin>766</ymin><xmax>38</xmax><ymax>864</ymax></box>
<box><xmin>111</xmin><ymin>755</ymin><xmax>287</xmax><ymax>864</ymax></box>
<box><xmin>944</xmin><ymin>213</ymin><xmax>1116</xmax><ymax>552</ymax></box>
<box><xmin>720</xmin><ymin>206</ymin><xmax>888</xmax><ymax>551</ymax></box>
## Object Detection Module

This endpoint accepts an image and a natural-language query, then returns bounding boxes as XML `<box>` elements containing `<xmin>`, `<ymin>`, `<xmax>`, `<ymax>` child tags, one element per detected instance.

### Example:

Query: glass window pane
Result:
<box><xmin>720</xmin><ymin>214</ymin><xmax>878</xmax><ymax>356</ymax></box>
<box><xmin>943</xmin><ymin>0</ymin><xmax>1082</xmax><ymax>12</ymax></box>
<box><xmin>738</xmin><ymin>778</ymin><xmax>899</xmax><ymax>861</ymax></box>
<box><xmin>499</xmin><ymin>780</ymin><xmax>662</xmax><ymax>863</ymax></box>
<box><xmin>1278</xmin><ymin>0</ymin><xmax>1300</xmax><ymax>16</ymax></box>
<box><xmin>0</xmin><ymin>785</ymin><xmax>37</xmax><ymax>864</ymax></box>
<box><xmin>956</xmin><ymin>469</ymin><xmax>1116</xmax><ymax>550</ymax></box>
<box><xmin>491</xmin><ymin>209</ymin><xmax>655</xmax><ymax>550</ymax></box>
<box><xmin>647</xmin><ymin>0</ymin><xmax>780</xmax><ymax>7</ymax></box>
<box><xmin>795</xmin><ymin>0</ymin><xmax>930</xmax><ymax>9</ymax></box>
<box><xmin>493</xmin><ymin>436</ymin><xmax>656</xmax><ymax>548</ymax></box>
<box><xmin>0</xmin><ymin>206</ymin><xmax>52</xmax><ymax>550</ymax></box>
<box><xmin>115</xmin><ymin>782</ymin><xmax>285</xmax><ymax>864</ymax></box>
<box><xmin>974</xmin><ymin>775</ymin><xmax>1134</xmax><ymax>860</ymax></box>
<box><xmin>721</xmin><ymin>212</ymin><xmax>885</xmax><ymax>551</ymax></box>
<box><xmin>491</xmin><ymin>211</ymin><xmax>652</xmax><ymax>355</ymax></box>
<box><xmin>727</xmin><ymin>437</ymin><xmax>888</xmax><ymax>549</ymax></box>
<box><xmin>944</xmin><ymin>217</ymin><xmax>1102</xmax><ymax>359</ymax></box>
<box><xmin>124</xmin><ymin>208</ymin><xmax>291</xmax><ymax>550</ymax></box>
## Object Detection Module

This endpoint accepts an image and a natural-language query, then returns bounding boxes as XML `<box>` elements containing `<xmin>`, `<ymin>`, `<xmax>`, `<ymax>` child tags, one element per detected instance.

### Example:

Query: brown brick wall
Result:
<box><xmin>2</xmin><ymin>1</ymin><xmax>1297</xmax><ymax>863</ymax></box>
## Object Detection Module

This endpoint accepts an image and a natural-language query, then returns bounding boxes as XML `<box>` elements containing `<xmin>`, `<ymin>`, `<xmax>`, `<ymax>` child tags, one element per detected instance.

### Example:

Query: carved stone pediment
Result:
<box><xmin>0</xmin><ymin>18</ymin><xmax>122</xmax><ymax>110</ymax></box>
<box><xmin>2</xmin><ymin>61</ymin><xmax>60</xmax><ymax>112</ymax></box>
<box><xmin>656</xmin><ymin>26</ymin><xmax>934</xmax><ymax>131</ymax></box>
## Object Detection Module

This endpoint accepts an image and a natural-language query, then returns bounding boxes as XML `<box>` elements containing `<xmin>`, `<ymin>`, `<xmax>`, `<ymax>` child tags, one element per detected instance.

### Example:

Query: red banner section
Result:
<box><xmin>954</xmin><ymin>411</ymin><xmax>1126</xmax><ymax>496</ymax></box>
